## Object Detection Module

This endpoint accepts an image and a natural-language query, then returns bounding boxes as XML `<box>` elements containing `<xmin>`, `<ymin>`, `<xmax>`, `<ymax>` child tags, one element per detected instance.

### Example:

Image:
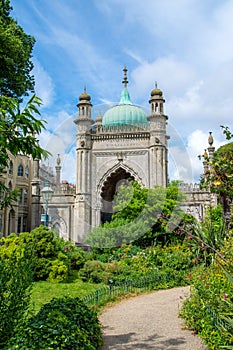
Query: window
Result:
<box><xmin>23</xmin><ymin>189</ymin><xmax>28</xmax><ymax>204</ymax></box>
<box><xmin>8</xmin><ymin>161</ymin><xmax>13</xmax><ymax>175</ymax></box>
<box><xmin>17</xmin><ymin>217</ymin><xmax>21</xmax><ymax>234</ymax></box>
<box><xmin>8</xmin><ymin>181</ymin><xmax>12</xmax><ymax>191</ymax></box>
<box><xmin>23</xmin><ymin>216</ymin><xmax>27</xmax><ymax>232</ymax></box>
<box><xmin>25</xmin><ymin>166</ymin><xmax>29</xmax><ymax>178</ymax></box>
<box><xmin>17</xmin><ymin>164</ymin><xmax>23</xmax><ymax>176</ymax></box>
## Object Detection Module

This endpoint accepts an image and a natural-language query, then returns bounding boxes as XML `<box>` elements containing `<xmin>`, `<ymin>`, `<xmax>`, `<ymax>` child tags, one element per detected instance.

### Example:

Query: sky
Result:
<box><xmin>11</xmin><ymin>0</ymin><xmax>233</xmax><ymax>184</ymax></box>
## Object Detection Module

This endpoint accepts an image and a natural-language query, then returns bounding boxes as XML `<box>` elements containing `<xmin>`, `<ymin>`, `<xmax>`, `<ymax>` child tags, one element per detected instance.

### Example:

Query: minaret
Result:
<box><xmin>147</xmin><ymin>83</ymin><xmax>169</xmax><ymax>187</ymax></box>
<box><xmin>73</xmin><ymin>88</ymin><xmax>94</xmax><ymax>243</ymax></box>
<box><xmin>202</xmin><ymin>132</ymin><xmax>215</xmax><ymax>179</ymax></box>
<box><xmin>207</xmin><ymin>132</ymin><xmax>215</xmax><ymax>162</ymax></box>
<box><xmin>203</xmin><ymin>149</ymin><xmax>209</xmax><ymax>177</ymax></box>
<box><xmin>55</xmin><ymin>154</ymin><xmax>61</xmax><ymax>187</ymax></box>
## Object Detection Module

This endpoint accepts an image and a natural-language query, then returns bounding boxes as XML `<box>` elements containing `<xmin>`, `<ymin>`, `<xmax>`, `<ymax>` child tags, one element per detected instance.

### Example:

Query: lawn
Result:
<box><xmin>30</xmin><ymin>279</ymin><xmax>104</xmax><ymax>313</ymax></box>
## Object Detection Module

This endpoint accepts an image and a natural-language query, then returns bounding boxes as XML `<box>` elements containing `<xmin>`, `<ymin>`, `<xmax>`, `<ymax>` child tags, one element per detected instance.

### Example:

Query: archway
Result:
<box><xmin>100</xmin><ymin>167</ymin><xmax>134</xmax><ymax>224</ymax></box>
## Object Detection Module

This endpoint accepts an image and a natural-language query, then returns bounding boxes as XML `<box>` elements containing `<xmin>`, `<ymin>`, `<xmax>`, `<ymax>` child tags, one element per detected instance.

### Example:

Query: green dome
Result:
<box><xmin>102</xmin><ymin>88</ymin><xmax>148</xmax><ymax>126</ymax></box>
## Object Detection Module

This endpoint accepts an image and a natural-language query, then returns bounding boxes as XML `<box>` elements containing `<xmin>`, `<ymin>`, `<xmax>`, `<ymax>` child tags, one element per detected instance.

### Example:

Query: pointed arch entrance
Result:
<box><xmin>99</xmin><ymin>165</ymin><xmax>140</xmax><ymax>224</ymax></box>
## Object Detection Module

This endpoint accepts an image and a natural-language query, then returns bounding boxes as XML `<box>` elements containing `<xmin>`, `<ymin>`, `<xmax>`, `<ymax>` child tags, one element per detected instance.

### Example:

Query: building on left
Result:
<box><xmin>0</xmin><ymin>153</ymin><xmax>42</xmax><ymax>236</ymax></box>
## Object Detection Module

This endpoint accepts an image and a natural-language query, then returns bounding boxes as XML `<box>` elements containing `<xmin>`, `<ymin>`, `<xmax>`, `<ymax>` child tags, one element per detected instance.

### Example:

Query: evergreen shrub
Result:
<box><xmin>8</xmin><ymin>297</ymin><xmax>103</xmax><ymax>350</ymax></box>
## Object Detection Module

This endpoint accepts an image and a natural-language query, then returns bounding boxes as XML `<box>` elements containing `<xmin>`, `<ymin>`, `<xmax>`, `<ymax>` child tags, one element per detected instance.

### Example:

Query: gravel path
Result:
<box><xmin>99</xmin><ymin>286</ymin><xmax>207</xmax><ymax>350</ymax></box>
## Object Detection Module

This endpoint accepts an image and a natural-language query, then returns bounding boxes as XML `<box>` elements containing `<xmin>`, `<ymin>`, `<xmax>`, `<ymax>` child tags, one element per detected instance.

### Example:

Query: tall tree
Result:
<box><xmin>201</xmin><ymin>127</ymin><xmax>233</xmax><ymax>231</ymax></box>
<box><xmin>0</xmin><ymin>0</ymin><xmax>35</xmax><ymax>99</ymax></box>
<box><xmin>0</xmin><ymin>1</ymin><xmax>49</xmax><ymax>208</ymax></box>
<box><xmin>86</xmin><ymin>181</ymin><xmax>192</xmax><ymax>248</ymax></box>
<box><xmin>211</xmin><ymin>142</ymin><xmax>233</xmax><ymax>230</ymax></box>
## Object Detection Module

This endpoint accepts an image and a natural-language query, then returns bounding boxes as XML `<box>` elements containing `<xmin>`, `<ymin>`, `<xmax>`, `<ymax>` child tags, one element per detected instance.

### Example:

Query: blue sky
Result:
<box><xmin>11</xmin><ymin>0</ymin><xmax>233</xmax><ymax>183</ymax></box>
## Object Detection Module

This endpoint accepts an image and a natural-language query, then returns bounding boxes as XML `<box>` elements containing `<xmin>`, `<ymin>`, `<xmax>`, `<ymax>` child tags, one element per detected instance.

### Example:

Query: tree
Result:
<box><xmin>201</xmin><ymin>127</ymin><xmax>233</xmax><ymax>231</ymax></box>
<box><xmin>212</xmin><ymin>142</ymin><xmax>233</xmax><ymax>230</ymax></box>
<box><xmin>0</xmin><ymin>1</ymin><xmax>49</xmax><ymax>208</ymax></box>
<box><xmin>0</xmin><ymin>95</ymin><xmax>49</xmax><ymax>208</ymax></box>
<box><xmin>86</xmin><ymin>181</ymin><xmax>193</xmax><ymax>248</ymax></box>
<box><xmin>0</xmin><ymin>0</ymin><xmax>35</xmax><ymax>99</ymax></box>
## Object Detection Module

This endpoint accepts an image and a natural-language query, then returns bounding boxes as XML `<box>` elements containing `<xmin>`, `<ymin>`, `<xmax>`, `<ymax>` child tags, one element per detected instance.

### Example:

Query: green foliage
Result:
<box><xmin>79</xmin><ymin>260</ymin><xmax>105</xmax><ymax>283</ymax></box>
<box><xmin>200</xmin><ymin>127</ymin><xmax>233</xmax><ymax>230</ymax></box>
<box><xmin>0</xmin><ymin>226</ymin><xmax>87</xmax><ymax>282</ymax></box>
<box><xmin>79</xmin><ymin>259</ymin><xmax>121</xmax><ymax>284</ymax></box>
<box><xmin>184</xmin><ymin>205</ymin><xmax>227</xmax><ymax>264</ymax></box>
<box><xmin>48</xmin><ymin>260</ymin><xmax>69</xmax><ymax>283</ymax></box>
<box><xmin>86</xmin><ymin>182</ymin><xmax>191</xmax><ymax>248</ymax></box>
<box><xmin>31</xmin><ymin>279</ymin><xmax>105</xmax><ymax>314</ymax></box>
<box><xmin>0</xmin><ymin>95</ymin><xmax>50</xmax><ymax>208</ymax></box>
<box><xmin>113</xmin><ymin>244</ymin><xmax>195</xmax><ymax>283</ymax></box>
<box><xmin>211</xmin><ymin>142</ymin><xmax>233</xmax><ymax>197</ymax></box>
<box><xmin>0</xmin><ymin>0</ymin><xmax>35</xmax><ymax>99</ymax></box>
<box><xmin>8</xmin><ymin>296</ymin><xmax>103</xmax><ymax>350</ymax></box>
<box><xmin>181</xmin><ymin>260</ymin><xmax>233</xmax><ymax>349</ymax></box>
<box><xmin>0</xmin><ymin>2</ymin><xmax>49</xmax><ymax>208</ymax></box>
<box><xmin>0</xmin><ymin>250</ymin><xmax>33</xmax><ymax>349</ymax></box>
<box><xmin>80</xmin><ymin>243</ymin><xmax>196</xmax><ymax>287</ymax></box>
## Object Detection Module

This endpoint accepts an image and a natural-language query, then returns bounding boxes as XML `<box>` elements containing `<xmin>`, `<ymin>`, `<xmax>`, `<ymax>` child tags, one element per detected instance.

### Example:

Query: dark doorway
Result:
<box><xmin>101</xmin><ymin>167</ymin><xmax>134</xmax><ymax>224</ymax></box>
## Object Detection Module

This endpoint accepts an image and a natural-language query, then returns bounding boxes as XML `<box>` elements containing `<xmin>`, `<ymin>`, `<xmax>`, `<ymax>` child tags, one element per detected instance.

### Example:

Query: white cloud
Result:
<box><xmin>33</xmin><ymin>60</ymin><xmax>55</xmax><ymax>108</ymax></box>
<box><xmin>12</xmin><ymin>0</ymin><xmax>233</xmax><ymax>184</ymax></box>
<box><xmin>129</xmin><ymin>56</ymin><xmax>198</xmax><ymax>103</ymax></box>
<box><xmin>169</xmin><ymin>128</ymin><xmax>227</xmax><ymax>182</ymax></box>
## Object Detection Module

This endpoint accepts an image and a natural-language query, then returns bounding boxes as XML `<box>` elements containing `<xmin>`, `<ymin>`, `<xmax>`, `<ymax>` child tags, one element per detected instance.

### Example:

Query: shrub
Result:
<box><xmin>48</xmin><ymin>259</ymin><xmax>69</xmax><ymax>283</ymax></box>
<box><xmin>0</xmin><ymin>251</ymin><xmax>33</xmax><ymax>349</ymax></box>
<box><xmin>181</xmin><ymin>257</ymin><xmax>233</xmax><ymax>348</ymax></box>
<box><xmin>79</xmin><ymin>260</ymin><xmax>105</xmax><ymax>283</ymax></box>
<box><xmin>0</xmin><ymin>226</ymin><xmax>87</xmax><ymax>282</ymax></box>
<box><xmin>8</xmin><ymin>296</ymin><xmax>103</xmax><ymax>350</ymax></box>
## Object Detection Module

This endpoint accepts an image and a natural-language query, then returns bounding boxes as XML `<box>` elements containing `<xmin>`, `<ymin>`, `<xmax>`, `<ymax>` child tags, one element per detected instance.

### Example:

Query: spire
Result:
<box><xmin>122</xmin><ymin>65</ymin><xmax>128</xmax><ymax>88</ymax></box>
<box><xmin>56</xmin><ymin>154</ymin><xmax>61</xmax><ymax>166</ymax></box>
<box><xmin>119</xmin><ymin>65</ymin><xmax>132</xmax><ymax>105</ymax></box>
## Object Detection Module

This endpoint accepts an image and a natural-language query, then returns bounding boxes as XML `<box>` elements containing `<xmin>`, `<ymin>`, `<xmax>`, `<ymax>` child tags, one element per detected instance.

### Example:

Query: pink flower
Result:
<box><xmin>223</xmin><ymin>294</ymin><xmax>228</xmax><ymax>300</ymax></box>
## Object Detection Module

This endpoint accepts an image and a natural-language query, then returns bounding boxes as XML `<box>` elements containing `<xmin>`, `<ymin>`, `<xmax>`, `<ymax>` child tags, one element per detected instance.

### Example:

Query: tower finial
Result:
<box><xmin>155</xmin><ymin>81</ymin><xmax>158</xmax><ymax>89</ymax></box>
<box><xmin>56</xmin><ymin>154</ymin><xmax>61</xmax><ymax>166</ymax></box>
<box><xmin>122</xmin><ymin>65</ymin><xmax>128</xmax><ymax>88</ymax></box>
<box><xmin>208</xmin><ymin>131</ymin><xmax>214</xmax><ymax>146</ymax></box>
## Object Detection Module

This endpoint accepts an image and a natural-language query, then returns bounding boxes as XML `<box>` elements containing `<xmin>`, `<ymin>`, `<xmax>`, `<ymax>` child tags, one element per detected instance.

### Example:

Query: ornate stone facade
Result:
<box><xmin>1</xmin><ymin>68</ymin><xmax>217</xmax><ymax>244</ymax></box>
<box><xmin>46</xmin><ymin>68</ymin><xmax>218</xmax><ymax>245</ymax></box>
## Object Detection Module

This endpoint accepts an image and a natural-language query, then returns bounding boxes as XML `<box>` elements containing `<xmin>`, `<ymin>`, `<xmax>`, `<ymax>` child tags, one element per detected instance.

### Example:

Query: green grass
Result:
<box><xmin>30</xmin><ymin>279</ymin><xmax>104</xmax><ymax>314</ymax></box>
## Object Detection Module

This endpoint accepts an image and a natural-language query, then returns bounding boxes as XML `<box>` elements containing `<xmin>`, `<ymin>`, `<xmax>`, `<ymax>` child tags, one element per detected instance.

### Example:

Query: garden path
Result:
<box><xmin>99</xmin><ymin>286</ymin><xmax>207</xmax><ymax>350</ymax></box>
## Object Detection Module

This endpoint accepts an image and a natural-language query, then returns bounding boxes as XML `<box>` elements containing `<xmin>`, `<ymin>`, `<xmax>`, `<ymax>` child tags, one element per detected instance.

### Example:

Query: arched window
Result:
<box><xmin>25</xmin><ymin>166</ymin><xmax>29</xmax><ymax>178</ymax></box>
<box><xmin>8</xmin><ymin>161</ymin><xmax>13</xmax><ymax>175</ymax></box>
<box><xmin>17</xmin><ymin>164</ymin><xmax>23</xmax><ymax>176</ymax></box>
